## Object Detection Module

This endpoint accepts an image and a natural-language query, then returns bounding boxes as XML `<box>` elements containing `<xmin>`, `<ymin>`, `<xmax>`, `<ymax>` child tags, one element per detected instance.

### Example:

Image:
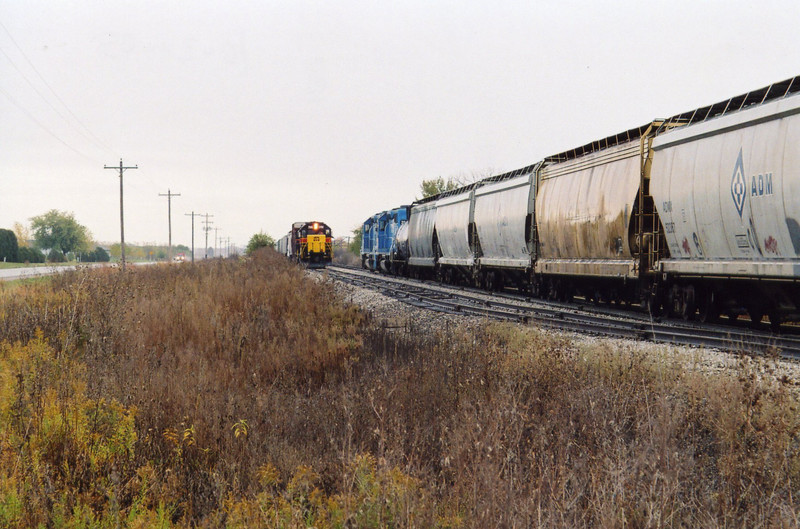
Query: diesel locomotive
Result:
<box><xmin>361</xmin><ymin>75</ymin><xmax>800</xmax><ymax>330</ymax></box>
<box><xmin>276</xmin><ymin>221</ymin><xmax>333</xmax><ymax>268</ymax></box>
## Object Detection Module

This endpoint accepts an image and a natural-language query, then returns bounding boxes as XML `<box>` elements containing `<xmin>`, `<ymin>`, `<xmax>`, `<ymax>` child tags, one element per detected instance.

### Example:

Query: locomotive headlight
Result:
<box><xmin>313</xmin><ymin>222</ymin><xmax>319</xmax><ymax>231</ymax></box>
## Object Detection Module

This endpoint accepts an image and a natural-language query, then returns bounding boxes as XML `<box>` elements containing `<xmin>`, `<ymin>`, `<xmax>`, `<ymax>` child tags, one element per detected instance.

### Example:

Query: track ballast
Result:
<box><xmin>324</xmin><ymin>265</ymin><xmax>800</xmax><ymax>361</ymax></box>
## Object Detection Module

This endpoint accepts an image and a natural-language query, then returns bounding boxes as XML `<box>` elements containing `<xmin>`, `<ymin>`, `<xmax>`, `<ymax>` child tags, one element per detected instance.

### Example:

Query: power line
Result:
<box><xmin>0</xmin><ymin>21</ymin><xmax>115</xmax><ymax>154</ymax></box>
<box><xmin>0</xmin><ymin>84</ymin><xmax>93</xmax><ymax>161</ymax></box>
<box><xmin>0</xmin><ymin>46</ymin><xmax>110</xmax><ymax>155</ymax></box>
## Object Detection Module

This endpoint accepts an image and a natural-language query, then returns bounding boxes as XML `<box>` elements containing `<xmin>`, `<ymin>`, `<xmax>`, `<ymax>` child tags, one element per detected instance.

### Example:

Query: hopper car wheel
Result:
<box><xmin>698</xmin><ymin>290</ymin><xmax>720</xmax><ymax>324</ymax></box>
<box><xmin>563</xmin><ymin>286</ymin><xmax>574</xmax><ymax>303</ymax></box>
<box><xmin>668</xmin><ymin>285</ymin><xmax>696</xmax><ymax>320</ymax></box>
<box><xmin>646</xmin><ymin>293</ymin><xmax>663</xmax><ymax>317</ymax></box>
<box><xmin>529</xmin><ymin>279</ymin><xmax>541</xmax><ymax>299</ymax></box>
<box><xmin>681</xmin><ymin>285</ymin><xmax>697</xmax><ymax>321</ymax></box>
<box><xmin>769</xmin><ymin>312</ymin><xmax>782</xmax><ymax>333</ymax></box>
<box><xmin>667</xmin><ymin>285</ymin><xmax>680</xmax><ymax>318</ymax></box>
<box><xmin>486</xmin><ymin>272</ymin><xmax>495</xmax><ymax>291</ymax></box>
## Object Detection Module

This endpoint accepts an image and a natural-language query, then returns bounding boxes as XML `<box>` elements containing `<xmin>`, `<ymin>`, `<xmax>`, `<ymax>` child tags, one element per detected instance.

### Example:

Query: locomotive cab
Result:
<box><xmin>292</xmin><ymin>221</ymin><xmax>333</xmax><ymax>268</ymax></box>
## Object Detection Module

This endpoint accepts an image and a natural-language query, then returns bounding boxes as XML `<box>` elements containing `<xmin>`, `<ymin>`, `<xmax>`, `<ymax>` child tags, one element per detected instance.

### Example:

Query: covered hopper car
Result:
<box><xmin>358</xmin><ymin>75</ymin><xmax>800</xmax><ymax>330</ymax></box>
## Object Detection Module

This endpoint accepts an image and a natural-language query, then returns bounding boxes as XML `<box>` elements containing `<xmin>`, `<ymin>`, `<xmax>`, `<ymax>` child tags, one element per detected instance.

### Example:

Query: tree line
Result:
<box><xmin>1</xmin><ymin>209</ymin><xmax>108</xmax><ymax>263</ymax></box>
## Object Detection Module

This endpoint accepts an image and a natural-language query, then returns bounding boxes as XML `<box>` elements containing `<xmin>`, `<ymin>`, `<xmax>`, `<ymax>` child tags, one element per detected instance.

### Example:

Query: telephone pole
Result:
<box><xmin>104</xmin><ymin>159</ymin><xmax>137</xmax><ymax>271</ymax></box>
<box><xmin>214</xmin><ymin>227</ymin><xmax>220</xmax><ymax>258</ymax></box>
<box><xmin>159</xmin><ymin>189</ymin><xmax>181</xmax><ymax>260</ymax></box>
<box><xmin>202</xmin><ymin>213</ymin><xmax>214</xmax><ymax>259</ymax></box>
<box><xmin>184</xmin><ymin>211</ymin><xmax>200</xmax><ymax>263</ymax></box>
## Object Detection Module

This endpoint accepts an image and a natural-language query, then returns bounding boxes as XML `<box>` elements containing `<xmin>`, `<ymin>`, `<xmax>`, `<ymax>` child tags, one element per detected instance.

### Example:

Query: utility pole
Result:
<box><xmin>104</xmin><ymin>158</ymin><xmax>137</xmax><ymax>271</ymax></box>
<box><xmin>202</xmin><ymin>213</ymin><xmax>214</xmax><ymax>259</ymax></box>
<box><xmin>184</xmin><ymin>211</ymin><xmax>200</xmax><ymax>263</ymax></box>
<box><xmin>159</xmin><ymin>189</ymin><xmax>181</xmax><ymax>260</ymax></box>
<box><xmin>214</xmin><ymin>227</ymin><xmax>220</xmax><ymax>258</ymax></box>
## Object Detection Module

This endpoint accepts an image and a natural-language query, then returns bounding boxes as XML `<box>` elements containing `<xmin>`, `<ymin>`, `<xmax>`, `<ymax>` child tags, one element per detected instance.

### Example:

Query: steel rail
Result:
<box><xmin>324</xmin><ymin>266</ymin><xmax>800</xmax><ymax>360</ymax></box>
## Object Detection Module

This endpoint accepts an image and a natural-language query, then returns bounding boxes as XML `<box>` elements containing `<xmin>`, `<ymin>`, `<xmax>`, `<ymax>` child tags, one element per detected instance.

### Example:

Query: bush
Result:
<box><xmin>17</xmin><ymin>246</ymin><xmax>45</xmax><ymax>263</ymax></box>
<box><xmin>77</xmin><ymin>246</ymin><xmax>110</xmax><ymax>263</ymax></box>
<box><xmin>93</xmin><ymin>246</ymin><xmax>110</xmax><ymax>262</ymax></box>
<box><xmin>0</xmin><ymin>229</ymin><xmax>18</xmax><ymax>262</ymax></box>
<box><xmin>246</xmin><ymin>232</ymin><xmax>275</xmax><ymax>255</ymax></box>
<box><xmin>46</xmin><ymin>249</ymin><xmax>66</xmax><ymax>263</ymax></box>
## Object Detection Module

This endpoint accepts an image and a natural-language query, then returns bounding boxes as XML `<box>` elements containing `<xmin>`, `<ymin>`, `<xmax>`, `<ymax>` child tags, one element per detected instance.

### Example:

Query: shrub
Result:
<box><xmin>17</xmin><ymin>246</ymin><xmax>45</xmax><ymax>263</ymax></box>
<box><xmin>246</xmin><ymin>232</ymin><xmax>275</xmax><ymax>255</ymax></box>
<box><xmin>77</xmin><ymin>246</ymin><xmax>110</xmax><ymax>263</ymax></box>
<box><xmin>46</xmin><ymin>248</ymin><xmax>66</xmax><ymax>263</ymax></box>
<box><xmin>0</xmin><ymin>229</ymin><xmax>18</xmax><ymax>262</ymax></box>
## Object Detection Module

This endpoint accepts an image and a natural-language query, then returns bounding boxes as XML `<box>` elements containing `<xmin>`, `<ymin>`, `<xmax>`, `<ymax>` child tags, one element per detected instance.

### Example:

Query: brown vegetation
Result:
<box><xmin>0</xmin><ymin>249</ymin><xmax>798</xmax><ymax>527</ymax></box>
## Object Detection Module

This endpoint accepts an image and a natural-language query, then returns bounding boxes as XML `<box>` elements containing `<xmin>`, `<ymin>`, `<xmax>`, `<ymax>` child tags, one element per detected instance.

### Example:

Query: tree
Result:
<box><xmin>349</xmin><ymin>226</ymin><xmax>362</xmax><ymax>256</ymax></box>
<box><xmin>419</xmin><ymin>176</ymin><xmax>460</xmax><ymax>199</ymax></box>
<box><xmin>246</xmin><ymin>232</ymin><xmax>275</xmax><ymax>255</ymax></box>
<box><xmin>13</xmin><ymin>222</ymin><xmax>30</xmax><ymax>247</ymax></box>
<box><xmin>30</xmin><ymin>210</ymin><xmax>90</xmax><ymax>255</ymax></box>
<box><xmin>0</xmin><ymin>229</ymin><xmax>19</xmax><ymax>262</ymax></box>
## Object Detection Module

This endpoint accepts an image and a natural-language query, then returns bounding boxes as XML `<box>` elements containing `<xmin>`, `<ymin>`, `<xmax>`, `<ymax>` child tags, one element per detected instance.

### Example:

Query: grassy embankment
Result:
<box><xmin>0</xmin><ymin>249</ymin><xmax>798</xmax><ymax>527</ymax></box>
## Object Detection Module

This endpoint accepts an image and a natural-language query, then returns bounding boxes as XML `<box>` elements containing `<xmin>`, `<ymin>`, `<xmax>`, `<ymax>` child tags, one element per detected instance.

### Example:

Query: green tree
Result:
<box><xmin>419</xmin><ymin>176</ymin><xmax>460</xmax><ymax>199</ymax></box>
<box><xmin>349</xmin><ymin>226</ymin><xmax>362</xmax><ymax>256</ymax></box>
<box><xmin>246</xmin><ymin>232</ymin><xmax>275</xmax><ymax>255</ymax></box>
<box><xmin>0</xmin><ymin>229</ymin><xmax>19</xmax><ymax>262</ymax></box>
<box><xmin>30</xmin><ymin>210</ymin><xmax>90</xmax><ymax>254</ymax></box>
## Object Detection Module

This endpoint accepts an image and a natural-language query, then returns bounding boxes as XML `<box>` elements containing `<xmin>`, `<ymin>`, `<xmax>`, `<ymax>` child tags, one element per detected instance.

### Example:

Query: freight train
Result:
<box><xmin>361</xmin><ymin>76</ymin><xmax>800</xmax><ymax>331</ymax></box>
<box><xmin>276</xmin><ymin>221</ymin><xmax>333</xmax><ymax>268</ymax></box>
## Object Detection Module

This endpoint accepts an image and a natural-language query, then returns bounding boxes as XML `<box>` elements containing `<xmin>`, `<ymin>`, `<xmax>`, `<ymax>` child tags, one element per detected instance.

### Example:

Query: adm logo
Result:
<box><xmin>730</xmin><ymin>148</ymin><xmax>747</xmax><ymax>219</ymax></box>
<box><xmin>730</xmin><ymin>148</ymin><xmax>774</xmax><ymax>219</ymax></box>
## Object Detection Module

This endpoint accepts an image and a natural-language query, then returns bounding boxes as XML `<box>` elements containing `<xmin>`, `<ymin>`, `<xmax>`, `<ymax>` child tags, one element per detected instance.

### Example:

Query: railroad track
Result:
<box><xmin>324</xmin><ymin>265</ymin><xmax>800</xmax><ymax>360</ymax></box>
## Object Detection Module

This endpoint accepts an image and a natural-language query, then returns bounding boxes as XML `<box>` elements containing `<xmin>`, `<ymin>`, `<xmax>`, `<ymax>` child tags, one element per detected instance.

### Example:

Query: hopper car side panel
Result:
<box><xmin>408</xmin><ymin>202</ymin><xmax>437</xmax><ymax>268</ymax></box>
<box><xmin>473</xmin><ymin>173</ymin><xmax>535</xmax><ymax>269</ymax></box>
<box><xmin>536</xmin><ymin>141</ymin><xmax>641</xmax><ymax>277</ymax></box>
<box><xmin>651</xmin><ymin>93</ymin><xmax>800</xmax><ymax>273</ymax></box>
<box><xmin>435</xmin><ymin>191</ymin><xmax>475</xmax><ymax>267</ymax></box>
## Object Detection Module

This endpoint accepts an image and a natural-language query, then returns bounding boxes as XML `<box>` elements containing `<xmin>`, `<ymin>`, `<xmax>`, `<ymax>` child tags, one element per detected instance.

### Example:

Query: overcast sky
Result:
<box><xmin>2</xmin><ymin>0</ymin><xmax>799</xmax><ymax>251</ymax></box>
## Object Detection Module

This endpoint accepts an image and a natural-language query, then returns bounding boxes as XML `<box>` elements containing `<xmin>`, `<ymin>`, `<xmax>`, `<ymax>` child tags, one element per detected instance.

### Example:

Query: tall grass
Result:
<box><xmin>0</xmin><ymin>249</ymin><xmax>798</xmax><ymax>527</ymax></box>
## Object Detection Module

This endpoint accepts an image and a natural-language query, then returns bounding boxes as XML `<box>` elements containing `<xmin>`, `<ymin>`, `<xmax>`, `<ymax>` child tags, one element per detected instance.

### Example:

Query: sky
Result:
<box><xmin>2</xmin><ymin>0</ymin><xmax>799</xmax><ymax>252</ymax></box>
